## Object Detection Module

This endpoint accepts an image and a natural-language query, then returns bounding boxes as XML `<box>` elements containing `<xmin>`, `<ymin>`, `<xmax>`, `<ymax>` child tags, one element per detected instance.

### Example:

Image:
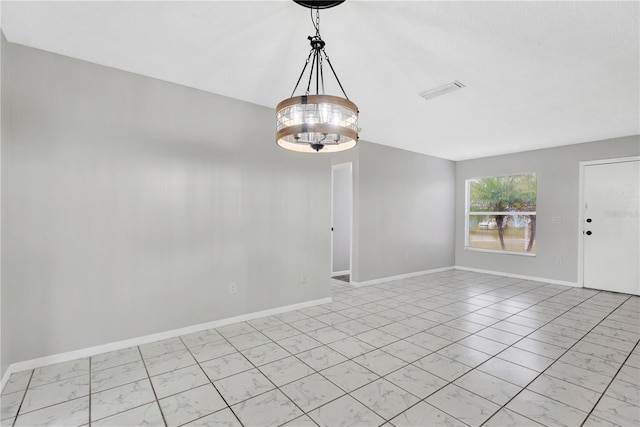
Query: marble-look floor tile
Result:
<box><xmin>582</xmin><ymin>414</ymin><xmax>620</xmax><ymax>427</ymax></box>
<box><xmin>426</xmin><ymin>383</ymin><xmax>499</xmax><ymax>426</ymax></box>
<box><xmin>559</xmin><ymin>350</ymin><xmax>621</xmax><ymax>376</ymax></box>
<box><xmin>14</xmin><ymin>396</ymin><xmax>89</xmax><ymax>427</ymax></box>
<box><xmin>476</xmin><ymin>327</ymin><xmax>522</xmax><ymax>345</ymax></box>
<box><xmin>306</xmin><ymin>326</ymin><xmax>350</xmax><ymax>345</ymax></box>
<box><xmin>259</xmin><ymin>356</ymin><xmax>315</xmax><ymax>387</ymax></box>
<box><xmin>30</xmin><ymin>359</ymin><xmax>89</xmax><ymax>388</ymax></box>
<box><xmin>526</xmin><ymin>374</ymin><xmax>600</xmax><ymax>412</ymax></box>
<box><xmin>2</xmin><ymin>371</ymin><xmax>32</xmax><ymax>396</ymax></box>
<box><xmin>436</xmin><ymin>343</ymin><xmax>492</xmax><ymax>368</ymax></box>
<box><xmin>380</xmin><ymin>340</ymin><xmax>431</xmax><ymax>363</ymax></box>
<box><xmin>159</xmin><ymin>383</ymin><xmax>226</xmax><ymax>426</ymax></box>
<box><xmin>572</xmin><ymin>341</ymin><xmax>629</xmax><ymax>364</ymax></box>
<box><xmin>320</xmin><ymin>360</ymin><xmax>378</xmax><ymax>392</ymax></box>
<box><xmin>226</xmin><ymin>330</ymin><xmax>272</xmax><ymax>351</ymax></box>
<box><xmin>190</xmin><ymin>341</ymin><xmax>237</xmax><ymax>364</ymax></box>
<box><xmin>213</xmin><ymin>368</ymin><xmax>275</xmax><ymax>405</ymax></box>
<box><xmin>180</xmin><ymin>329</ymin><xmax>224</xmax><ymax>349</ymax></box>
<box><xmin>92</xmin><ymin>401</ymin><xmax>164</xmax><ymax>426</ymax></box>
<box><xmin>353</xmin><ymin>349</ymin><xmax>407</xmax><ymax>376</ymax></box>
<box><xmin>187</xmin><ymin>408</ymin><xmax>241</xmax><ymax>426</ymax></box>
<box><xmin>277</xmin><ymin>334</ymin><xmax>323</xmax><ymax>354</ymax></box>
<box><xmin>497</xmin><ymin>347</ymin><xmax>555</xmax><ymax>372</ymax></box>
<box><xmin>296</xmin><ymin>346</ymin><xmax>347</xmax><ymax>371</ymax></box>
<box><xmin>513</xmin><ymin>337</ymin><xmax>566</xmax><ymax>359</ymax></box>
<box><xmin>139</xmin><ymin>337</ymin><xmax>186</xmax><ymax>358</ymax></box>
<box><xmin>385</xmin><ymin>364</ymin><xmax>446</xmax><ymax>399</ymax></box>
<box><xmin>355</xmin><ymin>329</ymin><xmax>400</xmax><ymax>347</ymax></box>
<box><xmin>281</xmin><ymin>414</ymin><xmax>320</xmax><ymax>426</ymax></box>
<box><xmin>248</xmin><ymin>315</ymin><xmax>285</xmax><ymax>331</ymax></box>
<box><xmin>615</xmin><ymin>364</ymin><xmax>639</xmax><ymax>385</ymax></box>
<box><xmin>308</xmin><ymin>395</ymin><xmax>385</xmax><ymax>427</ymax></box>
<box><xmin>232</xmin><ymin>389</ymin><xmax>302</xmax><ymax>427</ymax></box>
<box><xmin>351</xmin><ymin>378</ymin><xmax>419</xmax><ymax>420</ymax></box>
<box><xmin>457</xmin><ymin>335</ymin><xmax>508</xmax><ymax>355</ymax></box>
<box><xmin>591</xmin><ymin>395</ymin><xmax>640</xmax><ymax>426</ymax></box>
<box><xmin>150</xmin><ymin>364</ymin><xmax>209</xmax><ymax>399</ymax></box>
<box><xmin>545</xmin><ymin>361</ymin><xmax>612</xmax><ymax>393</ymax></box>
<box><xmin>506</xmin><ymin>389</ymin><xmax>588</xmax><ymax>426</ymax></box>
<box><xmin>605</xmin><ymin>378</ymin><xmax>640</xmax><ymax>406</ymax></box>
<box><xmin>216</xmin><ymin>322</ymin><xmax>257</xmax><ymax>338</ymax></box>
<box><xmin>91</xmin><ymin>360</ymin><xmax>148</xmax><ymax>393</ymax></box>
<box><xmin>280</xmin><ymin>373</ymin><xmax>344</xmax><ymax>412</ymax></box>
<box><xmin>144</xmin><ymin>349</ymin><xmax>197</xmax><ymax>377</ymax></box>
<box><xmin>332</xmin><ymin>319</ymin><xmax>373</xmax><ymax>336</ymax></box>
<box><xmin>413</xmin><ymin>353</ymin><xmax>471</xmax><ymax>382</ymax></box>
<box><xmin>199</xmin><ymin>352</ymin><xmax>253</xmax><ymax>381</ymax></box>
<box><xmin>378</xmin><ymin>322</ymin><xmax>420</xmax><ymax>339</ymax></box>
<box><xmin>327</xmin><ymin>337</ymin><xmax>376</xmax><ymax>359</ymax></box>
<box><xmin>261</xmin><ymin>324</ymin><xmax>302</xmax><ymax>341</ymax></box>
<box><xmin>390</xmin><ymin>401</ymin><xmax>466</xmax><ymax>427</ymax></box>
<box><xmin>290</xmin><ymin>318</ymin><xmax>329</xmax><ymax>333</ymax></box>
<box><xmin>91</xmin><ymin>379</ymin><xmax>155</xmax><ymax>422</ymax></box>
<box><xmin>1</xmin><ymin>390</ymin><xmax>25</xmax><ymax>420</ymax></box>
<box><xmin>241</xmin><ymin>342</ymin><xmax>290</xmax><ymax>366</ymax></box>
<box><xmin>483</xmin><ymin>408</ymin><xmax>544</xmax><ymax>427</ymax></box>
<box><xmin>527</xmin><ymin>330</ymin><xmax>578</xmax><ymax>349</ymax></box>
<box><xmin>427</xmin><ymin>325</ymin><xmax>470</xmax><ymax>342</ymax></box>
<box><xmin>477</xmin><ymin>358</ymin><xmax>539</xmax><ymax>387</ymax></box>
<box><xmin>20</xmin><ymin>375</ymin><xmax>89</xmax><ymax>414</ymax></box>
<box><xmin>91</xmin><ymin>347</ymin><xmax>141</xmax><ymax>372</ymax></box>
<box><xmin>454</xmin><ymin>369</ymin><xmax>521</xmax><ymax>406</ymax></box>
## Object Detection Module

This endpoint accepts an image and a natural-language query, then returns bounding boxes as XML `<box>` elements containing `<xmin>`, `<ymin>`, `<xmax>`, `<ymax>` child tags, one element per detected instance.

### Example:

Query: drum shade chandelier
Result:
<box><xmin>276</xmin><ymin>0</ymin><xmax>358</xmax><ymax>153</ymax></box>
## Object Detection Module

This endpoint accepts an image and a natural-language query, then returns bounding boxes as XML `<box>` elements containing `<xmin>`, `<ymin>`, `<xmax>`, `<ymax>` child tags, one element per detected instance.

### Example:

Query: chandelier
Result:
<box><xmin>276</xmin><ymin>0</ymin><xmax>359</xmax><ymax>153</ymax></box>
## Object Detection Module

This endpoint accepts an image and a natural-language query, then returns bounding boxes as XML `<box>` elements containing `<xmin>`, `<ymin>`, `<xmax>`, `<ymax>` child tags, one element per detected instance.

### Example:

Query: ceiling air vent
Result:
<box><xmin>419</xmin><ymin>80</ymin><xmax>465</xmax><ymax>100</ymax></box>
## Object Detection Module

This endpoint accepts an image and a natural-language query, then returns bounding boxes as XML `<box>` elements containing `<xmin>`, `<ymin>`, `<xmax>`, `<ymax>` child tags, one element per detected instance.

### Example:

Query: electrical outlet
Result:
<box><xmin>555</xmin><ymin>258</ymin><xmax>562</xmax><ymax>266</ymax></box>
<box><xmin>301</xmin><ymin>275</ymin><xmax>307</xmax><ymax>284</ymax></box>
<box><xmin>228</xmin><ymin>282</ymin><xmax>237</xmax><ymax>294</ymax></box>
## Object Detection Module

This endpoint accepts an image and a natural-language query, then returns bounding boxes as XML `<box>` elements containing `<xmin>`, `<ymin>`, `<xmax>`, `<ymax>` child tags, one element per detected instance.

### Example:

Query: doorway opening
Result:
<box><xmin>331</xmin><ymin>163</ymin><xmax>353</xmax><ymax>284</ymax></box>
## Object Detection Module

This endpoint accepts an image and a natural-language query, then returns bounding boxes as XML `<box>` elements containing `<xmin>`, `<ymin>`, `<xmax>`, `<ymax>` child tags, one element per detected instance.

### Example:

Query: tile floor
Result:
<box><xmin>1</xmin><ymin>270</ymin><xmax>639</xmax><ymax>426</ymax></box>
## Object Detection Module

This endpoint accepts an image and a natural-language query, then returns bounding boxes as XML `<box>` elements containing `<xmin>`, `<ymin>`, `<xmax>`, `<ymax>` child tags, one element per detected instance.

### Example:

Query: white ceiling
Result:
<box><xmin>2</xmin><ymin>0</ymin><xmax>638</xmax><ymax>160</ymax></box>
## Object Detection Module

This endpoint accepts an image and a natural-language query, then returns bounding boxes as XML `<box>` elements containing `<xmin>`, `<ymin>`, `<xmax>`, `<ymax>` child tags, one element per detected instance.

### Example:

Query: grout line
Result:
<box><xmin>578</xmin><ymin>332</ymin><xmax>640</xmax><ymax>426</ymax></box>
<box><xmin>9</xmin><ymin>369</ymin><xmax>33</xmax><ymax>427</ymax></box>
<box><xmin>136</xmin><ymin>346</ymin><xmax>168</xmax><ymax>427</ymax></box>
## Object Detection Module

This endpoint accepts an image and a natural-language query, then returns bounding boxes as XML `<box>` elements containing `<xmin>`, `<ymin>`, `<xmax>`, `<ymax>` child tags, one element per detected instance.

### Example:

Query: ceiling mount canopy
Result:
<box><xmin>276</xmin><ymin>0</ymin><xmax>358</xmax><ymax>153</ymax></box>
<box><xmin>293</xmin><ymin>1</ymin><xmax>346</xmax><ymax>9</ymax></box>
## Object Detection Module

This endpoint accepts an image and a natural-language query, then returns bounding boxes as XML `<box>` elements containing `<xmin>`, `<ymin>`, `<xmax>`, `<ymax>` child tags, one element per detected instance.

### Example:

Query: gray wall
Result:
<box><xmin>1</xmin><ymin>39</ymin><xmax>331</xmax><ymax>373</ymax></box>
<box><xmin>332</xmin><ymin>164</ymin><xmax>351</xmax><ymax>274</ymax></box>
<box><xmin>355</xmin><ymin>142</ymin><xmax>456</xmax><ymax>282</ymax></box>
<box><xmin>455</xmin><ymin>135</ymin><xmax>640</xmax><ymax>282</ymax></box>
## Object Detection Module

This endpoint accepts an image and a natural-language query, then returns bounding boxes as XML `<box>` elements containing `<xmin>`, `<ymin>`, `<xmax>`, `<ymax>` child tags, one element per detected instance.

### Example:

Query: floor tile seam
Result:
<box><xmin>132</xmin><ymin>346</ymin><xmax>168</xmax><ymax>427</ymax></box>
<box><xmin>343</xmin><ymin>383</ymin><xmax>426</xmax><ymax>426</ymax></box>
<box><xmin>24</xmin><ymin>368</ymin><xmax>92</xmax><ymax>390</ymax></box>
<box><xmin>479</xmin><ymin>290</ymin><xmax>633</xmax><ymax>427</ymax></box>
<box><xmin>9</xmin><ymin>368</ymin><xmax>34</xmax><ymax>425</ymax></box>
<box><xmin>579</xmin><ymin>340</ymin><xmax>640</xmax><ymax>427</ymax></box>
<box><xmin>177</xmin><ymin>335</ymin><xmax>246</xmax><ymax>427</ymax></box>
<box><xmin>445</xmin><ymin>285</ymin><xmax>618</xmax><ymax>423</ymax></box>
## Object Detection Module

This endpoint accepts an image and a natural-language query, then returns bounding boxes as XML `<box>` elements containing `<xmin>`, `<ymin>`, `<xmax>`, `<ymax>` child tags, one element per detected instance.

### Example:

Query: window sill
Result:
<box><xmin>464</xmin><ymin>247</ymin><xmax>536</xmax><ymax>257</ymax></box>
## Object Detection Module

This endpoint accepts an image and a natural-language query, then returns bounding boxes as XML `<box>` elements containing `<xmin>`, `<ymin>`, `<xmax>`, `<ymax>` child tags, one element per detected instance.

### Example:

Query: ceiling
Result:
<box><xmin>1</xmin><ymin>0</ymin><xmax>638</xmax><ymax>160</ymax></box>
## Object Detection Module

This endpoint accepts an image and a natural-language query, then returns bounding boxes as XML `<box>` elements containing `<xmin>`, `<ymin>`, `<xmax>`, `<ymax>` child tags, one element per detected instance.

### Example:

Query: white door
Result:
<box><xmin>583</xmin><ymin>160</ymin><xmax>639</xmax><ymax>295</ymax></box>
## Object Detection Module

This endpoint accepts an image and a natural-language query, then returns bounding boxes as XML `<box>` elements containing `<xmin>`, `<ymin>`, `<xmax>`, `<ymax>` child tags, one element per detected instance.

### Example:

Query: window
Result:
<box><xmin>465</xmin><ymin>173</ymin><xmax>537</xmax><ymax>255</ymax></box>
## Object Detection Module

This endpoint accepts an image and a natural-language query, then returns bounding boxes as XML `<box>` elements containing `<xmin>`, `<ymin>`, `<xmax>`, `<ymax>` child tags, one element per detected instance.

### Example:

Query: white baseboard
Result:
<box><xmin>351</xmin><ymin>266</ymin><xmax>455</xmax><ymax>287</ymax></box>
<box><xmin>454</xmin><ymin>266</ymin><xmax>580</xmax><ymax>287</ymax></box>
<box><xmin>331</xmin><ymin>270</ymin><xmax>350</xmax><ymax>277</ymax></box>
<box><xmin>1</xmin><ymin>296</ymin><xmax>332</xmax><ymax>390</ymax></box>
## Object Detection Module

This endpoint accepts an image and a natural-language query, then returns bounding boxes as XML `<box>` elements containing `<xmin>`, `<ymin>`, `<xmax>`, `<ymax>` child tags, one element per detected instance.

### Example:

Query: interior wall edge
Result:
<box><xmin>454</xmin><ymin>266</ymin><xmax>580</xmax><ymax>288</ymax></box>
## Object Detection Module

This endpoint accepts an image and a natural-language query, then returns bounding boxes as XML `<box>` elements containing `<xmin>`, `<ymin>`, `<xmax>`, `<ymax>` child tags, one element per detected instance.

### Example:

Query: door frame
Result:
<box><xmin>577</xmin><ymin>156</ymin><xmax>640</xmax><ymax>288</ymax></box>
<box><xmin>331</xmin><ymin>162</ymin><xmax>353</xmax><ymax>278</ymax></box>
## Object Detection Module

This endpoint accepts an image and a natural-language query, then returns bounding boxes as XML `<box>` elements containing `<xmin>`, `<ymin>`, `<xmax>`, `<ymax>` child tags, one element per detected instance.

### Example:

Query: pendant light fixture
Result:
<box><xmin>276</xmin><ymin>0</ymin><xmax>359</xmax><ymax>153</ymax></box>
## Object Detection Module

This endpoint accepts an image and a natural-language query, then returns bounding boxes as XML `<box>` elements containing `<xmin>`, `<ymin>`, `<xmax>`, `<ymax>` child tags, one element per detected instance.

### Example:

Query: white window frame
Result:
<box><xmin>464</xmin><ymin>175</ymin><xmax>537</xmax><ymax>257</ymax></box>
